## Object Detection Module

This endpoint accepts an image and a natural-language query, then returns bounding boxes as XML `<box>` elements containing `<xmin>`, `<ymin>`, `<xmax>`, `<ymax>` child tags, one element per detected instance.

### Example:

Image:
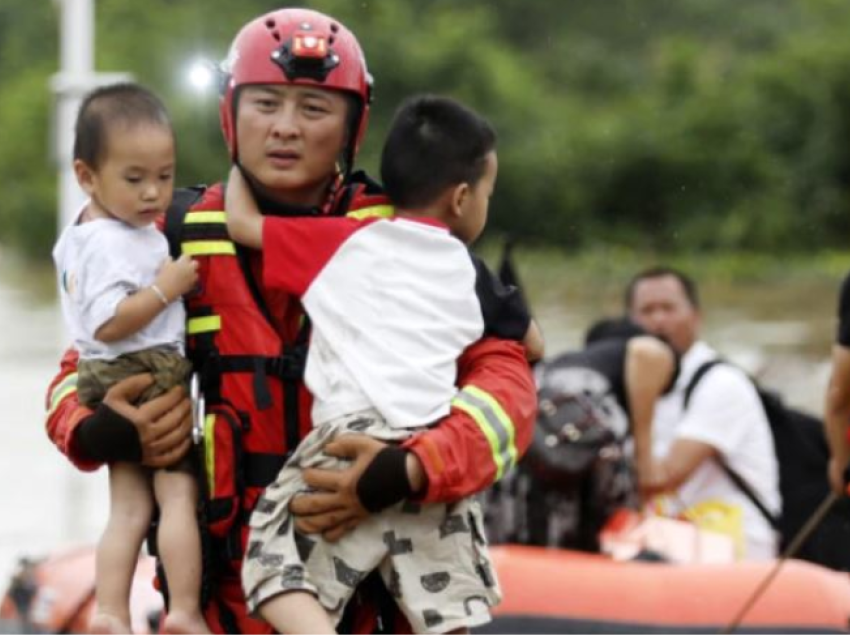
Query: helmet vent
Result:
<box><xmin>330</xmin><ymin>23</ymin><xmax>340</xmax><ymax>33</ymax></box>
<box><xmin>265</xmin><ymin>18</ymin><xmax>281</xmax><ymax>41</ymax></box>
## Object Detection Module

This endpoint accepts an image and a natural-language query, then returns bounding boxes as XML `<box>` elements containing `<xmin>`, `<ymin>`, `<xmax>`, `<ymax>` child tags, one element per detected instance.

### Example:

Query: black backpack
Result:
<box><xmin>685</xmin><ymin>360</ymin><xmax>850</xmax><ymax>570</ymax></box>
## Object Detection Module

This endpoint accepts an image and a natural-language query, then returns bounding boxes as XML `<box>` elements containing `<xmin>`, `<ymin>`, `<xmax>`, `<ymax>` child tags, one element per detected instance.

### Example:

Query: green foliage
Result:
<box><xmin>4</xmin><ymin>0</ymin><xmax>850</xmax><ymax>261</ymax></box>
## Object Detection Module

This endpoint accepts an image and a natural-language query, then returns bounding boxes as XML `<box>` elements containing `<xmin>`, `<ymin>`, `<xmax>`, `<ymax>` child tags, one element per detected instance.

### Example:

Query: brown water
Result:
<box><xmin>0</xmin><ymin>253</ymin><xmax>843</xmax><ymax>585</ymax></box>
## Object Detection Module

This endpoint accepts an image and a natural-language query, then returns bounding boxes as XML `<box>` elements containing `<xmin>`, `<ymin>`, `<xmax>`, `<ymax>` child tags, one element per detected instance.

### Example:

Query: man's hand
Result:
<box><xmin>102</xmin><ymin>373</ymin><xmax>193</xmax><ymax>469</ymax></box>
<box><xmin>290</xmin><ymin>435</ymin><xmax>388</xmax><ymax>542</ymax></box>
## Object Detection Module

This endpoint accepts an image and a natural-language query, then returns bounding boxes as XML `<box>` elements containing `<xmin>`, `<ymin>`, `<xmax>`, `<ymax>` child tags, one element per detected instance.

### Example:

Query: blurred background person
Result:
<box><xmin>485</xmin><ymin>317</ymin><xmax>676</xmax><ymax>552</ymax></box>
<box><xmin>626</xmin><ymin>267</ymin><xmax>780</xmax><ymax>560</ymax></box>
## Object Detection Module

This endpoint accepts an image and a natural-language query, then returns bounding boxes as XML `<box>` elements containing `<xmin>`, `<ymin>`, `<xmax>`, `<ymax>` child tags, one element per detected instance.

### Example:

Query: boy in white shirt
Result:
<box><xmin>52</xmin><ymin>83</ymin><xmax>207</xmax><ymax>634</ymax></box>
<box><xmin>226</xmin><ymin>95</ymin><xmax>542</xmax><ymax>634</ymax></box>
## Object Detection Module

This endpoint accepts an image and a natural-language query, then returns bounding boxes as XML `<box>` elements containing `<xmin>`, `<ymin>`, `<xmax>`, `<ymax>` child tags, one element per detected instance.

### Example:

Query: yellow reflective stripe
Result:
<box><xmin>451</xmin><ymin>385</ymin><xmax>517</xmax><ymax>480</ymax></box>
<box><xmin>181</xmin><ymin>240</ymin><xmax>236</xmax><ymax>256</ymax></box>
<box><xmin>346</xmin><ymin>205</ymin><xmax>395</xmax><ymax>220</ymax></box>
<box><xmin>187</xmin><ymin>315</ymin><xmax>222</xmax><ymax>335</ymax></box>
<box><xmin>204</xmin><ymin>414</ymin><xmax>216</xmax><ymax>497</ymax></box>
<box><xmin>452</xmin><ymin>396</ymin><xmax>505</xmax><ymax>479</ymax></box>
<box><xmin>48</xmin><ymin>372</ymin><xmax>78</xmax><ymax>416</ymax></box>
<box><xmin>185</xmin><ymin>211</ymin><xmax>226</xmax><ymax>224</ymax></box>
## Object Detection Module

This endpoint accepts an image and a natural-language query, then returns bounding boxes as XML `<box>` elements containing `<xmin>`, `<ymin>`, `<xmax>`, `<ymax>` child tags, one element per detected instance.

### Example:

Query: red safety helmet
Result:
<box><xmin>218</xmin><ymin>8</ymin><xmax>373</xmax><ymax>167</ymax></box>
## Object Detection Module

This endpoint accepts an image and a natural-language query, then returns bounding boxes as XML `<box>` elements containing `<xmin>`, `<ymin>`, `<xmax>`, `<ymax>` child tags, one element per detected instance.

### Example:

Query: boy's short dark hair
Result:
<box><xmin>380</xmin><ymin>94</ymin><xmax>496</xmax><ymax>209</ymax></box>
<box><xmin>624</xmin><ymin>266</ymin><xmax>700</xmax><ymax>311</ymax></box>
<box><xmin>73</xmin><ymin>82</ymin><xmax>172</xmax><ymax>169</ymax></box>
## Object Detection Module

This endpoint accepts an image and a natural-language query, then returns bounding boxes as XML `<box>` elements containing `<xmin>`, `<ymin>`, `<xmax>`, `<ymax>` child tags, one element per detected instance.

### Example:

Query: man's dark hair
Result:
<box><xmin>624</xmin><ymin>266</ymin><xmax>700</xmax><ymax>311</ymax></box>
<box><xmin>73</xmin><ymin>82</ymin><xmax>172</xmax><ymax>169</ymax></box>
<box><xmin>584</xmin><ymin>317</ymin><xmax>647</xmax><ymax>347</ymax></box>
<box><xmin>380</xmin><ymin>94</ymin><xmax>496</xmax><ymax>209</ymax></box>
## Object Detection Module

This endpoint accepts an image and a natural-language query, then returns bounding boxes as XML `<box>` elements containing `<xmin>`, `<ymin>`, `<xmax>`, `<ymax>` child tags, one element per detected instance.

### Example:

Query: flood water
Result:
<box><xmin>0</xmin><ymin>263</ymin><xmax>110</xmax><ymax>588</ymax></box>
<box><xmin>0</xmin><ymin>250</ymin><xmax>844</xmax><ymax>589</ymax></box>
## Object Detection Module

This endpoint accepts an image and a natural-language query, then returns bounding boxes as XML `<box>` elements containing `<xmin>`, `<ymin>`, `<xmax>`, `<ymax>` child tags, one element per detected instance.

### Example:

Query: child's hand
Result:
<box><xmin>225</xmin><ymin>165</ymin><xmax>264</xmax><ymax>249</ymax></box>
<box><xmin>155</xmin><ymin>254</ymin><xmax>199</xmax><ymax>301</ymax></box>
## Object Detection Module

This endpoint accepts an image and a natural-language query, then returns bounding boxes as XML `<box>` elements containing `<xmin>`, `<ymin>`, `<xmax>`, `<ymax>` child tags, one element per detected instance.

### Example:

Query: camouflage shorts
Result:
<box><xmin>78</xmin><ymin>347</ymin><xmax>192</xmax><ymax>408</ymax></box>
<box><xmin>243</xmin><ymin>410</ymin><xmax>501</xmax><ymax>634</ymax></box>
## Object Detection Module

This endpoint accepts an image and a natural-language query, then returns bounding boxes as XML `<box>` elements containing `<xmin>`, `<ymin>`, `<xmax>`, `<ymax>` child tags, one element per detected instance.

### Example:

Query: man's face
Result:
<box><xmin>235</xmin><ymin>84</ymin><xmax>349</xmax><ymax>206</ymax></box>
<box><xmin>628</xmin><ymin>274</ymin><xmax>700</xmax><ymax>354</ymax></box>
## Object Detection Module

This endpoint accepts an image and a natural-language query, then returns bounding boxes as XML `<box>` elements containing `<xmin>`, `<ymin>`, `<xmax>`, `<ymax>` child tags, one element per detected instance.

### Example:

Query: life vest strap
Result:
<box><xmin>197</xmin><ymin>351</ymin><xmax>307</xmax><ymax>413</ymax></box>
<box><xmin>211</xmin><ymin>352</ymin><xmax>307</xmax><ymax>382</ymax></box>
<box><xmin>243</xmin><ymin>452</ymin><xmax>288</xmax><ymax>489</ymax></box>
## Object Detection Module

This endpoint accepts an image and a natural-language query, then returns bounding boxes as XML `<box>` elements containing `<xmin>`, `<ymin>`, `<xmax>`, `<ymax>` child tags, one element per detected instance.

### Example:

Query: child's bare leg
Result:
<box><xmin>153</xmin><ymin>468</ymin><xmax>210</xmax><ymax>634</ymax></box>
<box><xmin>90</xmin><ymin>462</ymin><xmax>153</xmax><ymax>634</ymax></box>
<box><xmin>259</xmin><ymin>591</ymin><xmax>337</xmax><ymax>635</ymax></box>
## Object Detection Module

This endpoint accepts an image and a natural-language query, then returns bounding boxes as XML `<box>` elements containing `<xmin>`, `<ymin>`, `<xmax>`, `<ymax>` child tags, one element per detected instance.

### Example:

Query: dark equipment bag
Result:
<box><xmin>523</xmin><ymin>385</ymin><xmax>618</xmax><ymax>489</ymax></box>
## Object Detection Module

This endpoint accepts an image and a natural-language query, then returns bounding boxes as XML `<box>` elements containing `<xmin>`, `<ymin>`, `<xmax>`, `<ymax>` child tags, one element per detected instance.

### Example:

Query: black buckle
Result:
<box><xmin>270</xmin><ymin>348</ymin><xmax>306</xmax><ymax>382</ymax></box>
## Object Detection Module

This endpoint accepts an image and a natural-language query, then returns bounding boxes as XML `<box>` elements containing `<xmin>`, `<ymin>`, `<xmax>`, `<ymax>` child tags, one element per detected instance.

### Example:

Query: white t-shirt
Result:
<box><xmin>52</xmin><ymin>205</ymin><xmax>185</xmax><ymax>361</ymax></box>
<box><xmin>262</xmin><ymin>215</ymin><xmax>485</xmax><ymax>430</ymax></box>
<box><xmin>651</xmin><ymin>341</ymin><xmax>780</xmax><ymax>560</ymax></box>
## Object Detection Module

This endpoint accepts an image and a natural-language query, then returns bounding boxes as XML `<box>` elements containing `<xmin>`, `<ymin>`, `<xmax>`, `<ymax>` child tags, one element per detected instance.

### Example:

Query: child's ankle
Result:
<box><xmin>163</xmin><ymin>609</ymin><xmax>210</xmax><ymax>635</ymax></box>
<box><xmin>89</xmin><ymin>613</ymin><xmax>131</xmax><ymax>635</ymax></box>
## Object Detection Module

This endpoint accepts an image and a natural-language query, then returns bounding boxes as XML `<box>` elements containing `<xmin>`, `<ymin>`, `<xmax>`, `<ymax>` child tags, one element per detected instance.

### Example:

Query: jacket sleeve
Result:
<box><xmin>44</xmin><ymin>347</ymin><xmax>100</xmax><ymax>471</ymax></box>
<box><xmin>403</xmin><ymin>337</ymin><xmax>537</xmax><ymax>503</ymax></box>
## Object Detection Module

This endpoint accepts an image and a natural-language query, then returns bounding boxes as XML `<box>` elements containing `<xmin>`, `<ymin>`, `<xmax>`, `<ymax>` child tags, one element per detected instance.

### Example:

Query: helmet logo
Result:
<box><xmin>271</xmin><ymin>30</ymin><xmax>340</xmax><ymax>83</ymax></box>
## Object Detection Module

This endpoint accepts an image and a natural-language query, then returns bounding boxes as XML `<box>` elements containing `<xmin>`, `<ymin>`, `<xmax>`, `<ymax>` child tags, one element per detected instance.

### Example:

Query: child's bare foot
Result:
<box><xmin>163</xmin><ymin>610</ymin><xmax>211</xmax><ymax>634</ymax></box>
<box><xmin>89</xmin><ymin>613</ymin><xmax>131</xmax><ymax>634</ymax></box>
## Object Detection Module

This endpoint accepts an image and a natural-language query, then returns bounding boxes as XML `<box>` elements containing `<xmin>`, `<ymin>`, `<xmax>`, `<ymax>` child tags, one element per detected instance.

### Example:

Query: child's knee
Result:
<box><xmin>155</xmin><ymin>471</ymin><xmax>198</xmax><ymax>513</ymax></box>
<box><xmin>110</xmin><ymin>495</ymin><xmax>154</xmax><ymax>535</ymax></box>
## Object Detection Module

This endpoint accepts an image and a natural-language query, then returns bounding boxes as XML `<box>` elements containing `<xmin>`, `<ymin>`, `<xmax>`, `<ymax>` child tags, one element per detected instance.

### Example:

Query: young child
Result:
<box><xmin>52</xmin><ymin>83</ymin><xmax>207</xmax><ymax>635</ymax></box>
<box><xmin>226</xmin><ymin>94</ymin><xmax>542</xmax><ymax>634</ymax></box>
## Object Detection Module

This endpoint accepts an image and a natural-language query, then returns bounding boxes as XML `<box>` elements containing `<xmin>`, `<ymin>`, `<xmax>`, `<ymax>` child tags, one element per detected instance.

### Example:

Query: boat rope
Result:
<box><xmin>721</xmin><ymin>489</ymin><xmax>842</xmax><ymax>634</ymax></box>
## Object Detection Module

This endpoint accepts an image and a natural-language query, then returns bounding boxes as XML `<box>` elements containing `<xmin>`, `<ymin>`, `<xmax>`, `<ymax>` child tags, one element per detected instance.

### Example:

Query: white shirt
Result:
<box><xmin>263</xmin><ymin>215</ymin><xmax>484</xmax><ymax>429</ymax></box>
<box><xmin>52</xmin><ymin>205</ymin><xmax>186</xmax><ymax>361</ymax></box>
<box><xmin>651</xmin><ymin>341</ymin><xmax>781</xmax><ymax>560</ymax></box>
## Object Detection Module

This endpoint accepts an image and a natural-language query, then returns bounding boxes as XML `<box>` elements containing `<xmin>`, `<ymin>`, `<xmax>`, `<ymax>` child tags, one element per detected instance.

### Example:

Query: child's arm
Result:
<box><xmin>225</xmin><ymin>165</ymin><xmax>264</xmax><ymax>249</ymax></box>
<box><xmin>95</xmin><ymin>255</ymin><xmax>198</xmax><ymax>343</ymax></box>
<box><xmin>523</xmin><ymin>319</ymin><xmax>545</xmax><ymax>362</ymax></box>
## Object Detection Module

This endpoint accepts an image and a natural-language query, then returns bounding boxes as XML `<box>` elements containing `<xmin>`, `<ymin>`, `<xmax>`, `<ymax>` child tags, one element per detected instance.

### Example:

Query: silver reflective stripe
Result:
<box><xmin>452</xmin><ymin>385</ymin><xmax>517</xmax><ymax>479</ymax></box>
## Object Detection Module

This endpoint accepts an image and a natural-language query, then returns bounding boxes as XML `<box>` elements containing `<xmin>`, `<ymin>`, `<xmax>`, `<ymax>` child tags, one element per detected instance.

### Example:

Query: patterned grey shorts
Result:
<box><xmin>242</xmin><ymin>410</ymin><xmax>501</xmax><ymax>633</ymax></box>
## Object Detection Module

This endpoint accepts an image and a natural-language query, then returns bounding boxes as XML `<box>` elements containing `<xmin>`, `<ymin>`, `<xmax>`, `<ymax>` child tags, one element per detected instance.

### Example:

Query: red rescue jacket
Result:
<box><xmin>45</xmin><ymin>178</ymin><xmax>537</xmax><ymax>633</ymax></box>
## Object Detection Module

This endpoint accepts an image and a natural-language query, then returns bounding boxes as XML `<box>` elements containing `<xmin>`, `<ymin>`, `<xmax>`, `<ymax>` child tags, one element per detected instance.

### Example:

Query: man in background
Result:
<box><xmin>626</xmin><ymin>266</ymin><xmax>779</xmax><ymax>560</ymax></box>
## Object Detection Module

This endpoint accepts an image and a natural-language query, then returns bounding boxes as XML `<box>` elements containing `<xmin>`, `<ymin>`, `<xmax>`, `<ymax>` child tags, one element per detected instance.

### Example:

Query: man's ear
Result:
<box><xmin>73</xmin><ymin>159</ymin><xmax>96</xmax><ymax>196</ymax></box>
<box><xmin>450</xmin><ymin>182</ymin><xmax>470</xmax><ymax>218</ymax></box>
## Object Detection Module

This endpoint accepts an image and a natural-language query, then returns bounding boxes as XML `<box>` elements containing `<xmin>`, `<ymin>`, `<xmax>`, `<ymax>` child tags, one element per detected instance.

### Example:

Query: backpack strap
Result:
<box><xmin>717</xmin><ymin>459</ymin><xmax>780</xmax><ymax>530</ymax></box>
<box><xmin>682</xmin><ymin>358</ymin><xmax>781</xmax><ymax>530</ymax></box>
<box><xmin>165</xmin><ymin>185</ymin><xmax>207</xmax><ymax>259</ymax></box>
<box><xmin>683</xmin><ymin>359</ymin><xmax>724</xmax><ymax>410</ymax></box>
